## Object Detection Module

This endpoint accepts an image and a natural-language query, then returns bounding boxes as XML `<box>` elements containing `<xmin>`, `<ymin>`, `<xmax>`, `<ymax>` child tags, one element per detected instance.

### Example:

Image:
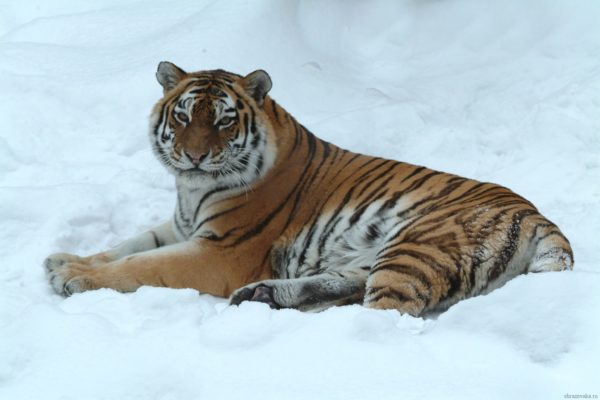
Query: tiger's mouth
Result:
<box><xmin>179</xmin><ymin>160</ymin><xmax>225</xmax><ymax>171</ymax></box>
<box><xmin>172</xmin><ymin>152</ymin><xmax>234</xmax><ymax>179</ymax></box>
<box><xmin>160</xmin><ymin>141</ymin><xmax>251</xmax><ymax>184</ymax></box>
<box><xmin>179</xmin><ymin>169</ymin><xmax>218</xmax><ymax>179</ymax></box>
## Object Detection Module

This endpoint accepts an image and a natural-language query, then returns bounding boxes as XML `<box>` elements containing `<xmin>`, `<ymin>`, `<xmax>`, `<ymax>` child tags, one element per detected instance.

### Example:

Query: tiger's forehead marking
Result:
<box><xmin>176</xmin><ymin>85</ymin><xmax>236</xmax><ymax>119</ymax></box>
<box><xmin>174</xmin><ymin>94</ymin><xmax>194</xmax><ymax>113</ymax></box>
<box><xmin>164</xmin><ymin>71</ymin><xmax>244</xmax><ymax>126</ymax></box>
<box><xmin>213</xmin><ymin>95</ymin><xmax>236</xmax><ymax>125</ymax></box>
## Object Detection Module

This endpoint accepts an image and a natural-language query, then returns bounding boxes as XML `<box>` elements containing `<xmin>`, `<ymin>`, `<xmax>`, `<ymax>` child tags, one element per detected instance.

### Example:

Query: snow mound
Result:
<box><xmin>0</xmin><ymin>1</ymin><xmax>598</xmax><ymax>399</ymax></box>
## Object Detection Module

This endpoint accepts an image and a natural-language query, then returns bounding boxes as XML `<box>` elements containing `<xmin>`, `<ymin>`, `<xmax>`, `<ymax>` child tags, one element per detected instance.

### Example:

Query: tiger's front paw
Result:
<box><xmin>44</xmin><ymin>256</ymin><xmax>98</xmax><ymax>296</ymax></box>
<box><xmin>230</xmin><ymin>283</ymin><xmax>280</xmax><ymax>309</ymax></box>
<box><xmin>44</xmin><ymin>252</ymin><xmax>111</xmax><ymax>272</ymax></box>
<box><xmin>44</xmin><ymin>252</ymin><xmax>85</xmax><ymax>272</ymax></box>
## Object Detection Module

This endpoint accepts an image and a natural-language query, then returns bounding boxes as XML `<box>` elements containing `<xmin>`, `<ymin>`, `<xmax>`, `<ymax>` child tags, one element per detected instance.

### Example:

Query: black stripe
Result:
<box><xmin>347</xmin><ymin>167</ymin><xmax>398</xmax><ymax>226</ymax></box>
<box><xmin>192</xmin><ymin>186</ymin><xmax>231</xmax><ymax>222</ymax></box>
<box><xmin>195</xmin><ymin>205</ymin><xmax>245</xmax><ymax>231</ymax></box>
<box><xmin>381</xmin><ymin>247</ymin><xmax>459</xmax><ymax>299</ymax></box>
<box><xmin>150</xmin><ymin>231</ymin><xmax>161</xmax><ymax>248</ymax></box>
<box><xmin>173</xmin><ymin>214</ymin><xmax>186</xmax><ymax>236</ymax></box>
<box><xmin>380</xmin><ymin>171</ymin><xmax>442</xmax><ymax>211</ymax></box>
<box><xmin>175</xmin><ymin>192</ymin><xmax>192</xmax><ymax>227</ymax></box>
<box><xmin>250</xmin><ymin>132</ymin><xmax>261</xmax><ymax>148</ymax></box>
<box><xmin>271</xmin><ymin>99</ymin><xmax>280</xmax><ymax>123</ymax></box>
<box><xmin>290</xmin><ymin>121</ymin><xmax>303</xmax><ymax>153</ymax></box>
<box><xmin>481</xmin><ymin>209</ymin><xmax>537</xmax><ymax>290</ymax></box>
<box><xmin>400</xmin><ymin>166</ymin><xmax>426</xmax><ymax>183</ymax></box>
<box><xmin>367</xmin><ymin>288</ymin><xmax>411</xmax><ymax>305</ymax></box>
<box><xmin>356</xmin><ymin>163</ymin><xmax>397</xmax><ymax>198</ymax></box>
<box><xmin>371</xmin><ymin>263</ymin><xmax>431</xmax><ymax>291</ymax></box>
<box><xmin>250</xmin><ymin>109</ymin><xmax>257</xmax><ymax>133</ymax></box>
<box><xmin>255</xmin><ymin>154</ymin><xmax>264</xmax><ymax>173</ymax></box>
<box><xmin>535</xmin><ymin>246</ymin><xmax>569</xmax><ymax>261</ymax></box>
<box><xmin>276</xmin><ymin>130</ymin><xmax>321</xmax><ymax>248</ymax></box>
<box><xmin>241</xmin><ymin>113</ymin><xmax>250</xmax><ymax>149</ymax></box>
<box><xmin>394</xmin><ymin>176</ymin><xmax>467</xmax><ymax>219</ymax></box>
<box><xmin>534</xmin><ymin>230</ymin><xmax>561</xmax><ymax>246</ymax></box>
<box><xmin>152</xmin><ymin>107</ymin><xmax>166</xmax><ymax>137</ymax></box>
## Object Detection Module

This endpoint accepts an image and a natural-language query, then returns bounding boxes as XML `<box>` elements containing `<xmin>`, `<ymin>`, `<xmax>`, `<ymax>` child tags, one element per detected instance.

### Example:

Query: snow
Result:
<box><xmin>0</xmin><ymin>1</ymin><xmax>599</xmax><ymax>399</ymax></box>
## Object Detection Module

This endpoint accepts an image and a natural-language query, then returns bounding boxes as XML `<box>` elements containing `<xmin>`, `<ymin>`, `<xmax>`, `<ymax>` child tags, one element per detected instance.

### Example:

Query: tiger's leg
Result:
<box><xmin>364</xmin><ymin>242</ymin><xmax>462</xmax><ymax>317</ymax></box>
<box><xmin>229</xmin><ymin>272</ymin><xmax>367</xmax><ymax>312</ymax></box>
<box><xmin>44</xmin><ymin>220</ymin><xmax>178</xmax><ymax>272</ymax></box>
<box><xmin>44</xmin><ymin>239</ymin><xmax>255</xmax><ymax>297</ymax></box>
<box><xmin>45</xmin><ymin>239</ymin><xmax>247</xmax><ymax>297</ymax></box>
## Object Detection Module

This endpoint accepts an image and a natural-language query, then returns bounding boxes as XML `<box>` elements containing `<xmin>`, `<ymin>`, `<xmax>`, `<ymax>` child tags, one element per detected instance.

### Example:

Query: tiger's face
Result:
<box><xmin>149</xmin><ymin>62</ymin><xmax>275</xmax><ymax>187</ymax></box>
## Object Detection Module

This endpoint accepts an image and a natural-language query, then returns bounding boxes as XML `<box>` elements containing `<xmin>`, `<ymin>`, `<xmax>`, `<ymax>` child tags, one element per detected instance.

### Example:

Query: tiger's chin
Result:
<box><xmin>174</xmin><ymin>164</ymin><xmax>249</xmax><ymax>189</ymax></box>
<box><xmin>175</xmin><ymin>168</ymin><xmax>221</xmax><ymax>186</ymax></box>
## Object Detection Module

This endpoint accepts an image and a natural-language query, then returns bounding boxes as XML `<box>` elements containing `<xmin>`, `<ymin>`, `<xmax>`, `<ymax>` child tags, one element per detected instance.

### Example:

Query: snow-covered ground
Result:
<box><xmin>1</xmin><ymin>1</ymin><xmax>599</xmax><ymax>399</ymax></box>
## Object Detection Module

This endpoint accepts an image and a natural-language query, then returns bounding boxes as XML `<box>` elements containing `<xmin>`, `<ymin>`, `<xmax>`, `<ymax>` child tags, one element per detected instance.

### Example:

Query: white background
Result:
<box><xmin>0</xmin><ymin>1</ymin><xmax>598</xmax><ymax>399</ymax></box>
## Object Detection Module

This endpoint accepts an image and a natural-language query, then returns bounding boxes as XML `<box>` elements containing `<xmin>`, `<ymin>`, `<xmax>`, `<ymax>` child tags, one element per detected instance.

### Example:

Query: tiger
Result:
<box><xmin>44</xmin><ymin>62</ymin><xmax>574</xmax><ymax>316</ymax></box>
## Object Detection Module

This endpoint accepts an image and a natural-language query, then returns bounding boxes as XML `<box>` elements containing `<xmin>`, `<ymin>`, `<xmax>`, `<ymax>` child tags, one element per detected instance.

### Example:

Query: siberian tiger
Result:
<box><xmin>44</xmin><ymin>62</ymin><xmax>574</xmax><ymax>316</ymax></box>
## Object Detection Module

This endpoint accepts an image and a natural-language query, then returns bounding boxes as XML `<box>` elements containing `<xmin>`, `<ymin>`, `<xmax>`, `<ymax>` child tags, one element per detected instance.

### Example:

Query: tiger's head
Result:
<box><xmin>149</xmin><ymin>62</ymin><xmax>277</xmax><ymax>187</ymax></box>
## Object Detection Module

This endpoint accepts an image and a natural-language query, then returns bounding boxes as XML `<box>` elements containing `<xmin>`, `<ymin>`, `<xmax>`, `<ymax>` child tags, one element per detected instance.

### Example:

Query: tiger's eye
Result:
<box><xmin>219</xmin><ymin>116</ymin><xmax>233</xmax><ymax>126</ymax></box>
<box><xmin>176</xmin><ymin>112</ymin><xmax>189</xmax><ymax>123</ymax></box>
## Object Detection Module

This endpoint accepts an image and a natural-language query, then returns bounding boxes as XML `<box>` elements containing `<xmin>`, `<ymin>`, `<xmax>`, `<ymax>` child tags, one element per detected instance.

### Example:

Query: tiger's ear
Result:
<box><xmin>156</xmin><ymin>61</ymin><xmax>187</xmax><ymax>93</ymax></box>
<box><xmin>241</xmin><ymin>70</ymin><xmax>272</xmax><ymax>106</ymax></box>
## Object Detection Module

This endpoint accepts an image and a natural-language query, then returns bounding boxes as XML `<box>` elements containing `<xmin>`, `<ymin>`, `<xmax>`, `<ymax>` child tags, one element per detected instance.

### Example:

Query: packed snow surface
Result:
<box><xmin>1</xmin><ymin>1</ymin><xmax>599</xmax><ymax>399</ymax></box>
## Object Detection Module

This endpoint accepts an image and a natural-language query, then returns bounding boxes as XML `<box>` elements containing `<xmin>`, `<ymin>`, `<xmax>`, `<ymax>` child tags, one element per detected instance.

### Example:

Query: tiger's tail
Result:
<box><xmin>526</xmin><ymin>217</ymin><xmax>574</xmax><ymax>273</ymax></box>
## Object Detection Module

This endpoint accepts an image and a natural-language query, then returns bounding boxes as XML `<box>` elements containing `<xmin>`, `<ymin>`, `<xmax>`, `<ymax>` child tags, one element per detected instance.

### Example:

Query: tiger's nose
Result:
<box><xmin>184</xmin><ymin>150</ymin><xmax>208</xmax><ymax>166</ymax></box>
